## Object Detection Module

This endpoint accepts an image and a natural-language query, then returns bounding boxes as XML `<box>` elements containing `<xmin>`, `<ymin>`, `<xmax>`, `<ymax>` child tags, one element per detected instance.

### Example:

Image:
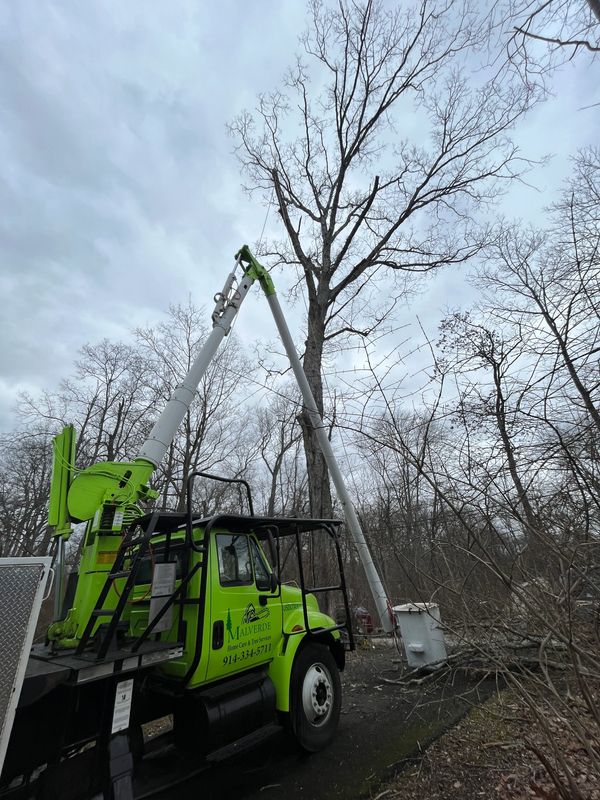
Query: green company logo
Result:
<box><xmin>226</xmin><ymin>603</ymin><xmax>270</xmax><ymax>641</ymax></box>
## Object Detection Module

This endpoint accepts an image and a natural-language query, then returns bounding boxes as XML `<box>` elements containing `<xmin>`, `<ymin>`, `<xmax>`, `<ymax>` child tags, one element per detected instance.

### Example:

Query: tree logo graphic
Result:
<box><xmin>226</xmin><ymin>608</ymin><xmax>234</xmax><ymax>640</ymax></box>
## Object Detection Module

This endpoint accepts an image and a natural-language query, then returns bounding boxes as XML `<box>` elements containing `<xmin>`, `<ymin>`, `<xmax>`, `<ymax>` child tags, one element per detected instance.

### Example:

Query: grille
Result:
<box><xmin>0</xmin><ymin>559</ymin><xmax>50</xmax><ymax>774</ymax></box>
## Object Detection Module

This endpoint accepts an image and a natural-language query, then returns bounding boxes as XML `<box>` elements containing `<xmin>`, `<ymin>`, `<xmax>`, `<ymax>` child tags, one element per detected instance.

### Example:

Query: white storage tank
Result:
<box><xmin>393</xmin><ymin>602</ymin><xmax>447</xmax><ymax>668</ymax></box>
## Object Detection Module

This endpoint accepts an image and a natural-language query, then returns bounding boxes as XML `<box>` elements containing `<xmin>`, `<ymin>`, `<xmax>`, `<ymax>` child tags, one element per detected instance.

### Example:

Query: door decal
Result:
<box><xmin>242</xmin><ymin>602</ymin><xmax>270</xmax><ymax>624</ymax></box>
<box><xmin>223</xmin><ymin>603</ymin><xmax>272</xmax><ymax>665</ymax></box>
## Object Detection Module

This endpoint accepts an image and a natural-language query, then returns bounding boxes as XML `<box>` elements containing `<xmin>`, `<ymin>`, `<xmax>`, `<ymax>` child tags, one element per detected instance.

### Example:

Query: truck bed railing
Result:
<box><xmin>76</xmin><ymin>511</ymin><xmax>191</xmax><ymax>660</ymax></box>
<box><xmin>130</xmin><ymin>561</ymin><xmax>202</xmax><ymax>652</ymax></box>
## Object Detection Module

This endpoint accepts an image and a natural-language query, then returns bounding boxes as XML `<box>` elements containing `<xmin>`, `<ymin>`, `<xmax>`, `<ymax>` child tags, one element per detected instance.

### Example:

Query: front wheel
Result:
<box><xmin>288</xmin><ymin>643</ymin><xmax>341</xmax><ymax>752</ymax></box>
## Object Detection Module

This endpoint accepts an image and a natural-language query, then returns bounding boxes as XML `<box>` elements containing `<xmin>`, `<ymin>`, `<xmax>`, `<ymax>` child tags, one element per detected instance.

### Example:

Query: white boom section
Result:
<box><xmin>138</xmin><ymin>258</ymin><xmax>250</xmax><ymax>467</ymax></box>
<box><xmin>137</xmin><ymin>253</ymin><xmax>393</xmax><ymax>632</ymax></box>
<box><xmin>266</xmin><ymin>293</ymin><xmax>394</xmax><ymax>633</ymax></box>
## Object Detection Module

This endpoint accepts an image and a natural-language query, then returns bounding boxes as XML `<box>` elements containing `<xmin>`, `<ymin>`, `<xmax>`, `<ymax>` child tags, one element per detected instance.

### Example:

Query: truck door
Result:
<box><xmin>206</xmin><ymin>532</ymin><xmax>282</xmax><ymax>682</ymax></box>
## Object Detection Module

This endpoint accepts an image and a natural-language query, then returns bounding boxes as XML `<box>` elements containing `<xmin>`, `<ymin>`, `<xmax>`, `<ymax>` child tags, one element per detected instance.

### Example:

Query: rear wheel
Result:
<box><xmin>289</xmin><ymin>643</ymin><xmax>341</xmax><ymax>752</ymax></box>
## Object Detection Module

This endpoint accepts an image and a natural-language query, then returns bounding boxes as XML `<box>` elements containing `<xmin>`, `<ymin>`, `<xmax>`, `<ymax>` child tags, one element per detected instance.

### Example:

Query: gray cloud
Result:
<box><xmin>0</xmin><ymin>0</ymin><xmax>307</xmax><ymax>429</ymax></box>
<box><xmin>0</xmin><ymin>0</ymin><xmax>597</xmax><ymax>432</ymax></box>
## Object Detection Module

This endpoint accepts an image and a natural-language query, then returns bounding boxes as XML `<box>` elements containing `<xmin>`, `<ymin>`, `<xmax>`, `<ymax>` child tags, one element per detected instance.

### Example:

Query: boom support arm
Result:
<box><xmin>265</xmin><ymin>292</ymin><xmax>394</xmax><ymax>632</ymax></box>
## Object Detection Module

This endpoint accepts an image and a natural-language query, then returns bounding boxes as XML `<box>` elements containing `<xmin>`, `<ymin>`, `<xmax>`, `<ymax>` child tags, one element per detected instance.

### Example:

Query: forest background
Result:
<box><xmin>1</xmin><ymin>3</ymin><xmax>599</xmax><ymax>796</ymax></box>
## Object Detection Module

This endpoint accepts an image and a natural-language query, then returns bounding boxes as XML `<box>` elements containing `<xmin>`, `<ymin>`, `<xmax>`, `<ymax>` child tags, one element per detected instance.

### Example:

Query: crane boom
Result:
<box><xmin>50</xmin><ymin>245</ymin><xmax>394</xmax><ymax>645</ymax></box>
<box><xmin>137</xmin><ymin>245</ymin><xmax>393</xmax><ymax>631</ymax></box>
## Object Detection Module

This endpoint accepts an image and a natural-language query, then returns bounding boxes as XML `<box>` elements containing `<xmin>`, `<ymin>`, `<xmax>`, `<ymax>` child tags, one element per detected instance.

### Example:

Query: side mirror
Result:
<box><xmin>256</xmin><ymin>572</ymin><xmax>278</xmax><ymax>593</ymax></box>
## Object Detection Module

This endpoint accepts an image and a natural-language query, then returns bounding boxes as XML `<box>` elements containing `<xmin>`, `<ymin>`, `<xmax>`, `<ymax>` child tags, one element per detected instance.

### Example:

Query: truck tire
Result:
<box><xmin>289</xmin><ymin>643</ymin><xmax>341</xmax><ymax>753</ymax></box>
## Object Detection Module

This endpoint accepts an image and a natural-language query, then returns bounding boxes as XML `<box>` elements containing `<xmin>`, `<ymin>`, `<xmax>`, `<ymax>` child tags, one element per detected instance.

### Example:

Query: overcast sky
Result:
<box><xmin>0</xmin><ymin>0</ymin><xmax>597</xmax><ymax>433</ymax></box>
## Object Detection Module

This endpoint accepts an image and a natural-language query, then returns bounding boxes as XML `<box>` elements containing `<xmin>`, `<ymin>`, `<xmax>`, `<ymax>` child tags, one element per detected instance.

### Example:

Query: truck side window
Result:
<box><xmin>250</xmin><ymin>539</ymin><xmax>271</xmax><ymax>587</ymax></box>
<box><xmin>217</xmin><ymin>534</ymin><xmax>253</xmax><ymax>586</ymax></box>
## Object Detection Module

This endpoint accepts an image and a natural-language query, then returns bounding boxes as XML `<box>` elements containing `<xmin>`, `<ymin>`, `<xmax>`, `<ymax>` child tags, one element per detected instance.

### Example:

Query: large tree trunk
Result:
<box><xmin>299</xmin><ymin>293</ymin><xmax>338</xmax><ymax>613</ymax></box>
<box><xmin>300</xmin><ymin>294</ymin><xmax>333</xmax><ymax>520</ymax></box>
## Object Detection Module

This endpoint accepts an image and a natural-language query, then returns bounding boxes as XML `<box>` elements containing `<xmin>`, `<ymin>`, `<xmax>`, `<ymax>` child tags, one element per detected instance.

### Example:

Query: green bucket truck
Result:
<box><xmin>0</xmin><ymin>247</ymin><xmax>393</xmax><ymax>800</ymax></box>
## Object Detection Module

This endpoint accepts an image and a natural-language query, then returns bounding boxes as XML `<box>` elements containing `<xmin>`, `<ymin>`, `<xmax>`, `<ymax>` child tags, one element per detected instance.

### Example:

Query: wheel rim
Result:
<box><xmin>301</xmin><ymin>662</ymin><xmax>334</xmax><ymax>727</ymax></box>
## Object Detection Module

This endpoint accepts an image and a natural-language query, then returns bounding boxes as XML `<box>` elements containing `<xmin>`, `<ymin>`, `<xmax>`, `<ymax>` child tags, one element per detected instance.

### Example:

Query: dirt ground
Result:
<box><xmin>143</xmin><ymin>640</ymin><xmax>497</xmax><ymax>800</ymax></box>
<box><xmin>137</xmin><ymin>639</ymin><xmax>600</xmax><ymax>800</ymax></box>
<box><xmin>380</xmin><ymin>679</ymin><xmax>600</xmax><ymax>800</ymax></box>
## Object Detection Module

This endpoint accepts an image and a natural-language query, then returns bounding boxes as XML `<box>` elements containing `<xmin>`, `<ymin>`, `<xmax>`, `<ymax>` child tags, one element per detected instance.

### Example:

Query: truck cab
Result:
<box><xmin>125</xmin><ymin>504</ymin><xmax>352</xmax><ymax>755</ymax></box>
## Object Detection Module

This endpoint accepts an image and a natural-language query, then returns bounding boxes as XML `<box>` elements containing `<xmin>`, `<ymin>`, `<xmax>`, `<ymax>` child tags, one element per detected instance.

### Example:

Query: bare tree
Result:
<box><xmin>231</xmin><ymin>0</ymin><xmax>535</xmax><ymax>516</ymax></box>
<box><xmin>252</xmin><ymin>388</ymin><xmax>307</xmax><ymax>515</ymax></box>
<box><xmin>2</xmin><ymin>303</ymin><xmax>253</xmax><ymax>558</ymax></box>
<box><xmin>482</xmin><ymin>148</ymin><xmax>600</xmax><ymax>433</ymax></box>
<box><xmin>438</xmin><ymin>313</ymin><xmax>543</xmax><ymax>560</ymax></box>
<box><xmin>337</xmin><ymin>153</ymin><xmax>600</xmax><ymax>794</ymax></box>
<box><xmin>502</xmin><ymin>0</ymin><xmax>600</xmax><ymax>78</ymax></box>
<box><xmin>0</xmin><ymin>430</ymin><xmax>53</xmax><ymax>557</ymax></box>
<box><xmin>18</xmin><ymin>339</ymin><xmax>154</xmax><ymax>467</ymax></box>
<box><xmin>3</xmin><ymin>340</ymin><xmax>156</xmax><ymax>557</ymax></box>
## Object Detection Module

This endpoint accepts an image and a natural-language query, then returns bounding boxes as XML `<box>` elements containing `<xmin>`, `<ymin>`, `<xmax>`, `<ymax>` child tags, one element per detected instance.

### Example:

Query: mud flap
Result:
<box><xmin>108</xmin><ymin>679</ymin><xmax>134</xmax><ymax>800</ymax></box>
<box><xmin>108</xmin><ymin>734</ymin><xmax>133</xmax><ymax>800</ymax></box>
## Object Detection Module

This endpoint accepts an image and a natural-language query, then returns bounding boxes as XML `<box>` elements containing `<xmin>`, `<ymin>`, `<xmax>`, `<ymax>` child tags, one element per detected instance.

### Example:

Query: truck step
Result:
<box><xmin>206</xmin><ymin>722</ymin><xmax>281</xmax><ymax>763</ymax></box>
